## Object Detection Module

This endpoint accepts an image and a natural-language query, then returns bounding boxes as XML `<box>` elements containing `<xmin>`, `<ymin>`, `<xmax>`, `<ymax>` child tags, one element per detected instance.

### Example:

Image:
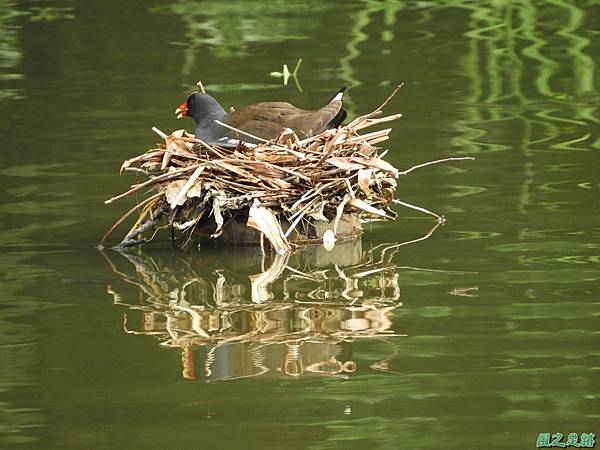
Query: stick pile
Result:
<box><xmin>101</xmin><ymin>86</ymin><xmax>472</xmax><ymax>252</ymax></box>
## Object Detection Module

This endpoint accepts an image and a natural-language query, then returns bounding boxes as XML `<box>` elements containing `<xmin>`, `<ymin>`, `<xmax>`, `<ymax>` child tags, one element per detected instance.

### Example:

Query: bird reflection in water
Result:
<box><xmin>102</xmin><ymin>224</ymin><xmax>442</xmax><ymax>381</ymax></box>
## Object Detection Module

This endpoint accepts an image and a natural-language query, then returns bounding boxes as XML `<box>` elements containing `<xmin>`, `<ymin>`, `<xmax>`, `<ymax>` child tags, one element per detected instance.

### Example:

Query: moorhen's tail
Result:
<box><xmin>327</xmin><ymin>86</ymin><xmax>347</xmax><ymax>129</ymax></box>
<box><xmin>328</xmin><ymin>86</ymin><xmax>347</xmax><ymax>103</ymax></box>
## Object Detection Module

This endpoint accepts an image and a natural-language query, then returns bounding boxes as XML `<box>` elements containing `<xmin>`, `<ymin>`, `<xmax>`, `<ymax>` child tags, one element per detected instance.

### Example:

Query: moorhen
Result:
<box><xmin>175</xmin><ymin>87</ymin><xmax>347</xmax><ymax>144</ymax></box>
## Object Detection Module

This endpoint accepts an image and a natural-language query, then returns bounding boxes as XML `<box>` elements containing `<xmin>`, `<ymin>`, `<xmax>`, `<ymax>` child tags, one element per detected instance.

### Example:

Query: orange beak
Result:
<box><xmin>175</xmin><ymin>102</ymin><xmax>188</xmax><ymax>118</ymax></box>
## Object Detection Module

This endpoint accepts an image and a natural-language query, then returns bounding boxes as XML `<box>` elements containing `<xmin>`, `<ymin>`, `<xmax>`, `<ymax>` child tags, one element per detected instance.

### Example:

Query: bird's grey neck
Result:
<box><xmin>192</xmin><ymin>106</ymin><xmax>227</xmax><ymax>124</ymax></box>
<box><xmin>195</xmin><ymin>111</ymin><xmax>230</xmax><ymax>142</ymax></box>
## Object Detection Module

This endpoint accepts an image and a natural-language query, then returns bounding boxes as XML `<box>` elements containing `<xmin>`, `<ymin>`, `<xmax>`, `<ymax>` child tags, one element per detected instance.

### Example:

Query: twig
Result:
<box><xmin>123</xmin><ymin>207</ymin><xmax>167</xmax><ymax>242</ymax></box>
<box><xmin>352</xmin><ymin>113</ymin><xmax>403</xmax><ymax>131</ymax></box>
<box><xmin>190</xmin><ymin>135</ymin><xmax>222</xmax><ymax>158</ymax></box>
<box><xmin>116</xmin><ymin>237</ymin><xmax>148</xmax><ymax>248</ymax></box>
<box><xmin>123</xmin><ymin>167</ymin><xmax>149</xmax><ymax>176</ymax></box>
<box><xmin>152</xmin><ymin>127</ymin><xmax>168</xmax><ymax>139</ymax></box>
<box><xmin>393</xmin><ymin>199</ymin><xmax>443</xmax><ymax>221</ymax></box>
<box><xmin>348</xmin><ymin>83</ymin><xmax>404</xmax><ymax>127</ymax></box>
<box><xmin>373</xmin><ymin>83</ymin><xmax>404</xmax><ymax>114</ymax></box>
<box><xmin>379</xmin><ymin>221</ymin><xmax>442</xmax><ymax>260</ymax></box>
<box><xmin>104</xmin><ymin>164</ymin><xmax>201</xmax><ymax>204</ymax></box>
<box><xmin>399</xmin><ymin>157</ymin><xmax>475</xmax><ymax>176</ymax></box>
<box><xmin>99</xmin><ymin>191</ymin><xmax>164</xmax><ymax>248</ymax></box>
<box><xmin>215</xmin><ymin>120</ymin><xmax>270</xmax><ymax>144</ymax></box>
<box><xmin>345</xmin><ymin>128</ymin><xmax>392</xmax><ymax>144</ymax></box>
<box><xmin>316</xmin><ymin>129</ymin><xmax>345</xmax><ymax>167</ymax></box>
<box><xmin>215</xmin><ymin>120</ymin><xmax>305</xmax><ymax>159</ymax></box>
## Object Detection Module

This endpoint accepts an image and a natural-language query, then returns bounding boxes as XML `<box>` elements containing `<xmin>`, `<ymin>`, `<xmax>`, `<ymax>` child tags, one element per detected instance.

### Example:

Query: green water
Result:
<box><xmin>1</xmin><ymin>1</ymin><xmax>599</xmax><ymax>449</ymax></box>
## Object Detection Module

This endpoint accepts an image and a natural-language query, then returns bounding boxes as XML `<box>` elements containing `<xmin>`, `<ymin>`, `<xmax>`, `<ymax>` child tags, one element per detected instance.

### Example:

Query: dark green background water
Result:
<box><xmin>1</xmin><ymin>1</ymin><xmax>598</xmax><ymax>449</ymax></box>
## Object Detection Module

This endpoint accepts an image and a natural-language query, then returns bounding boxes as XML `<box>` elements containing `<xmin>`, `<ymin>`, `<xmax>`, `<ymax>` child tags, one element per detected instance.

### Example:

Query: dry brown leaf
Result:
<box><xmin>307</xmin><ymin>201</ymin><xmax>328</xmax><ymax>222</ymax></box>
<box><xmin>165</xmin><ymin>135</ymin><xmax>193</xmax><ymax>155</ymax></box>
<box><xmin>247</xmin><ymin>161</ymin><xmax>287</xmax><ymax>178</ymax></box>
<box><xmin>213</xmin><ymin>160</ymin><xmax>257</xmax><ymax>181</ymax></box>
<box><xmin>358</xmin><ymin>143</ymin><xmax>375</xmax><ymax>156</ymax></box>
<box><xmin>326</xmin><ymin>157</ymin><xmax>365</xmax><ymax>171</ymax></box>
<box><xmin>247</xmin><ymin>201</ymin><xmax>291</xmax><ymax>254</ymax></box>
<box><xmin>357</xmin><ymin>169</ymin><xmax>374</xmax><ymax>195</ymax></box>
<box><xmin>211</xmin><ymin>195</ymin><xmax>226</xmax><ymax>238</ymax></box>
<box><xmin>253</xmin><ymin>151</ymin><xmax>298</xmax><ymax>164</ymax></box>
<box><xmin>169</xmin><ymin>165</ymin><xmax>205</xmax><ymax>209</ymax></box>
<box><xmin>187</xmin><ymin>181</ymin><xmax>203</xmax><ymax>198</ymax></box>
<box><xmin>350</xmin><ymin>156</ymin><xmax>398</xmax><ymax>176</ymax></box>
<box><xmin>164</xmin><ymin>180</ymin><xmax>188</xmax><ymax>206</ymax></box>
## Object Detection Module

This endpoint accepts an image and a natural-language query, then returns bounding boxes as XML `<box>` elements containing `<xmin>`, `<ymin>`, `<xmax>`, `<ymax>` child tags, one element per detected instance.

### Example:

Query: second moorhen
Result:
<box><xmin>175</xmin><ymin>87</ymin><xmax>347</xmax><ymax>144</ymax></box>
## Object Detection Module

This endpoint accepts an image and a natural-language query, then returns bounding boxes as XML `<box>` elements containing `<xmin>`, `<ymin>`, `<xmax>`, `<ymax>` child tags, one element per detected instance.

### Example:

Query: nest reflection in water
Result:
<box><xmin>103</xmin><ymin>225</ymin><xmax>443</xmax><ymax>381</ymax></box>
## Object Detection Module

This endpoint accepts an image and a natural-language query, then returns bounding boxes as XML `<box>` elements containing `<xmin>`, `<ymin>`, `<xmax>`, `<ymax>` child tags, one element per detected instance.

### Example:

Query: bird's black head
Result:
<box><xmin>175</xmin><ymin>91</ymin><xmax>226</xmax><ymax>124</ymax></box>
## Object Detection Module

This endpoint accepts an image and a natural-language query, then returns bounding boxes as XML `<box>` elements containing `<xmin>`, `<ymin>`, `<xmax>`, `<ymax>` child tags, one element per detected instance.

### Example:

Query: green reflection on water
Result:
<box><xmin>0</xmin><ymin>0</ymin><xmax>24</xmax><ymax>100</ymax></box>
<box><xmin>151</xmin><ymin>1</ymin><xmax>330</xmax><ymax>72</ymax></box>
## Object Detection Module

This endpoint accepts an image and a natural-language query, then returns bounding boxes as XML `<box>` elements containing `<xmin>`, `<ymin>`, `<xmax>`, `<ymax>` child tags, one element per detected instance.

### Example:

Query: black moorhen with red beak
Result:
<box><xmin>175</xmin><ymin>87</ymin><xmax>347</xmax><ymax>144</ymax></box>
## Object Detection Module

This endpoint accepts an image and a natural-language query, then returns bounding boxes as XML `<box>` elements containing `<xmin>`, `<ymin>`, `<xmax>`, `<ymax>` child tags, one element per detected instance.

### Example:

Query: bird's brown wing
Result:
<box><xmin>285</xmin><ymin>99</ymin><xmax>344</xmax><ymax>139</ymax></box>
<box><xmin>227</xmin><ymin>100</ymin><xmax>344</xmax><ymax>141</ymax></box>
<box><xmin>227</xmin><ymin>102</ymin><xmax>305</xmax><ymax>141</ymax></box>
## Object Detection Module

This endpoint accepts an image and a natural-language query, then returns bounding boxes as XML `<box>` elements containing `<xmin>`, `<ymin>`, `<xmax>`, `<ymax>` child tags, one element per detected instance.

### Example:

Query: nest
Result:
<box><xmin>101</xmin><ymin>85</ymin><xmax>472</xmax><ymax>251</ymax></box>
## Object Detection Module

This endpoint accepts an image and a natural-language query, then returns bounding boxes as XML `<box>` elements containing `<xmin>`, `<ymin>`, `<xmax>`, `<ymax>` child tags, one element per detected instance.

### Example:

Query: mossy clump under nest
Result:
<box><xmin>101</xmin><ymin>86</ymin><xmax>472</xmax><ymax>252</ymax></box>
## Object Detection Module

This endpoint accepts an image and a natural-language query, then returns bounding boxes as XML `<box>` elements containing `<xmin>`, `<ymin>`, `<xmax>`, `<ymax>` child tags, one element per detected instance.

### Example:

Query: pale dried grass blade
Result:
<box><xmin>357</xmin><ymin>169</ymin><xmax>374</xmax><ymax>195</ymax></box>
<box><xmin>333</xmin><ymin>194</ymin><xmax>351</xmax><ymax>235</ymax></box>
<box><xmin>169</xmin><ymin>165</ymin><xmax>205</xmax><ymax>209</ymax></box>
<box><xmin>349</xmin><ymin>198</ymin><xmax>392</xmax><ymax>218</ymax></box>
<box><xmin>247</xmin><ymin>202</ymin><xmax>291</xmax><ymax>253</ymax></box>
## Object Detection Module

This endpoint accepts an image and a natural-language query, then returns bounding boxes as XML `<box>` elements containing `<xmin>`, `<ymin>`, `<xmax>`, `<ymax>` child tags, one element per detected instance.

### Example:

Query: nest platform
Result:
<box><xmin>101</xmin><ymin>85</ymin><xmax>472</xmax><ymax>252</ymax></box>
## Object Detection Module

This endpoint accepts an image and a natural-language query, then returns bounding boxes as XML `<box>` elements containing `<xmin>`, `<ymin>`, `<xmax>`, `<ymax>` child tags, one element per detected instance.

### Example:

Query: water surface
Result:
<box><xmin>1</xmin><ymin>1</ymin><xmax>598</xmax><ymax>448</ymax></box>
